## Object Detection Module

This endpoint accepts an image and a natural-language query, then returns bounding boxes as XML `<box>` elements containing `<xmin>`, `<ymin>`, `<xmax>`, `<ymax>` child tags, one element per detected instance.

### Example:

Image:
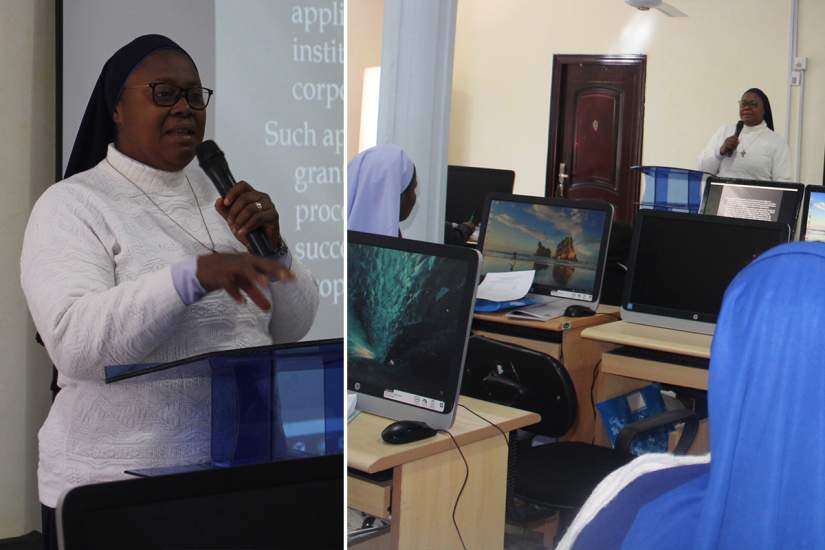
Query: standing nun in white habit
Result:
<box><xmin>698</xmin><ymin>87</ymin><xmax>792</xmax><ymax>182</ymax></box>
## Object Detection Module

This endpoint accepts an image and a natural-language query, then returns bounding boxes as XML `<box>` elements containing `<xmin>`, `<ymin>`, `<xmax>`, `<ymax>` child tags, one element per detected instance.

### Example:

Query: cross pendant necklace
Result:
<box><xmin>738</xmin><ymin>131</ymin><xmax>764</xmax><ymax>159</ymax></box>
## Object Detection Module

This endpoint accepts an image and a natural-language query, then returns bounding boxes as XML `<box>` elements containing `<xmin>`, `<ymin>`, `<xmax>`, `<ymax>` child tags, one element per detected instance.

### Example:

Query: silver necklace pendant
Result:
<box><xmin>106</xmin><ymin>159</ymin><xmax>217</xmax><ymax>253</ymax></box>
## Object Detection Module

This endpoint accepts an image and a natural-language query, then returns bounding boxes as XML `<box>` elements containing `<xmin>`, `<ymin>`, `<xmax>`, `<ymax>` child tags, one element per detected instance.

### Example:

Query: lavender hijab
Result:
<box><xmin>347</xmin><ymin>145</ymin><xmax>415</xmax><ymax>236</ymax></box>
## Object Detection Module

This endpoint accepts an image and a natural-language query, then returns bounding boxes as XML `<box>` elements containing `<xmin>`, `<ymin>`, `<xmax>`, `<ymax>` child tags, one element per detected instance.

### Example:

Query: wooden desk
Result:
<box><xmin>581</xmin><ymin>321</ymin><xmax>711</xmax><ymax>447</ymax></box>
<box><xmin>581</xmin><ymin>321</ymin><xmax>711</xmax><ymax>359</ymax></box>
<box><xmin>472</xmin><ymin>305</ymin><xmax>619</xmax><ymax>442</ymax></box>
<box><xmin>348</xmin><ymin>396</ymin><xmax>540</xmax><ymax>550</ymax></box>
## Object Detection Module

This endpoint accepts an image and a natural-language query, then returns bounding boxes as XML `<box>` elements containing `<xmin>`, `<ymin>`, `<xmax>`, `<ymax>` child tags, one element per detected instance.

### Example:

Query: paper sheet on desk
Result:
<box><xmin>476</xmin><ymin>270</ymin><xmax>535</xmax><ymax>302</ymax></box>
<box><xmin>347</xmin><ymin>392</ymin><xmax>358</xmax><ymax>422</ymax></box>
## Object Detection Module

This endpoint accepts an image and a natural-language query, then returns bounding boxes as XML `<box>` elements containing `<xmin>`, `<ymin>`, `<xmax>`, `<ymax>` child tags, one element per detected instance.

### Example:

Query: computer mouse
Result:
<box><xmin>564</xmin><ymin>305</ymin><xmax>596</xmax><ymax>318</ymax></box>
<box><xmin>381</xmin><ymin>420</ymin><xmax>437</xmax><ymax>444</ymax></box>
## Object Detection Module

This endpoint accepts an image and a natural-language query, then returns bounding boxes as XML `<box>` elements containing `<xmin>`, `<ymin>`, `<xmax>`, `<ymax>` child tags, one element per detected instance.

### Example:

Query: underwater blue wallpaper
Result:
<box><xmin>348</xmin><ymin>243</ymin><xmax>470</xmax><ymax>403</ymax></box>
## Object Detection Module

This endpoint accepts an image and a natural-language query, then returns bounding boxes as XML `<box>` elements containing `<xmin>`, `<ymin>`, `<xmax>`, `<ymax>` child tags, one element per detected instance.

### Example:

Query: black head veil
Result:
<box><xmin>64</xmin><ymin>34</ymin><xmax>194</xmax><ymax>179</ymax></box>
<box><xmin>745</xmin><ymin>87</ymin><xmax>775</xmax><ymax>131</ymax></box>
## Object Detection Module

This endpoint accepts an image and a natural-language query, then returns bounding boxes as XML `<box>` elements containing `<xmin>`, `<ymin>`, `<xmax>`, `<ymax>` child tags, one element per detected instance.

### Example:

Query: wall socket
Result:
<box><xmin>790</xmin><ymin>71</ymin><xmax>803</xmax><ymax>86</ymax></box>
<box><xmin>793</xmin><ymin>56</ymin><xmax>808</xmax><ymax>71</ymax></box>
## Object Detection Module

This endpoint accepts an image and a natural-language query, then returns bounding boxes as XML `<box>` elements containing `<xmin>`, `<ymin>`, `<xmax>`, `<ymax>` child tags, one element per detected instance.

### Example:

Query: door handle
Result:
<box><xmin>557</xmin><ymin>162</ymin><xmax>568</xmax><ymax>197</ymax></box>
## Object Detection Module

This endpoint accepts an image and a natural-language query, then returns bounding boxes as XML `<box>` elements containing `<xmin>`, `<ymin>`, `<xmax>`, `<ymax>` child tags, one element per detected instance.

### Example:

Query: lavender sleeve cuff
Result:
<box><xmin>171</xmin><ymin>256</ymin><xmax>207</xmax><ymax>305</ymax></box>
<box><xmin>272</xmin><ymin>249</ymin><xmax>293</xmax><ymax>270</ymax></box>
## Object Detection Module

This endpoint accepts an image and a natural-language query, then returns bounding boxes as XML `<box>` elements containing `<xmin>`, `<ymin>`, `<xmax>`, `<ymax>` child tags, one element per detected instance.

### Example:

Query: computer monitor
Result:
<box><xmin>477</xmin><ymin>194</ymin><xmax>613</xmax><ymax>308</ymax></box>
<box><xmin>57</xmin><ymin>454</ymin><xmax>342</xmax><ymax>550</ymax></box>
<box><xmin>347</xmin><ymin>231</ymin><xmax>481</xmax><ymax>429</ymax></box>
<box><xmin>700</xmin><ymin>177</ymin><xmax>804</xmax><ymax>237</ymax></box>
<box><xmin>445</xmin><ymin>165</ymin><xmax>515</xmax><ymax>225</ymax></box>
<box><xmin>622</xmin><ymin>210</ymin><xmax>791</xmax><ymax>334</ymax></box>
<box><xmin>799</xmin><ymin>185</ymin><xmax>825</xmax><ymax>243</ymax></box>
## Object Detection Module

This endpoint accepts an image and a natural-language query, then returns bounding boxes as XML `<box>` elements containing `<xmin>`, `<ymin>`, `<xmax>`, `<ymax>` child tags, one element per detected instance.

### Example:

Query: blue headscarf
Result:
<box><xmin>347</xmin><ymin>144</ymin><xmax>415</xmax><ymax>237</ymax></box>
<box><xmin>622</xmin><ymin>241</ymin><xmax>825</xmax><ymax>549</ymax></box>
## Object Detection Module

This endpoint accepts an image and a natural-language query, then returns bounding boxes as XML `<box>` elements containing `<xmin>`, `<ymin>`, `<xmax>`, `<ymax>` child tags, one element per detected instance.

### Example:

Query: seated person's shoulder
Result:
<box><xmin>559</xmin><ymin>454</ymin><xmax>710</xmax><ymax>549</ymax></box>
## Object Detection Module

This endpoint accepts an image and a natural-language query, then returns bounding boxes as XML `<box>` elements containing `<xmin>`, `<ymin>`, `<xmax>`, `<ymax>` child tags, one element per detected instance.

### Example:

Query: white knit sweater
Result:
<box><xmin>20</xmin><ymin>145</ymin><xmax>319</xmax><ymax>507</ymax></box>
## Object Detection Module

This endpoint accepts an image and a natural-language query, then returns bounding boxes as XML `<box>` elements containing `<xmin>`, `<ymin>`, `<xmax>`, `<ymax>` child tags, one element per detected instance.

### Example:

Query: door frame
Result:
<box><xmin>545</xmin><ymin>54</ymin><xmax>647</xmax><ymax>218</ymax></box>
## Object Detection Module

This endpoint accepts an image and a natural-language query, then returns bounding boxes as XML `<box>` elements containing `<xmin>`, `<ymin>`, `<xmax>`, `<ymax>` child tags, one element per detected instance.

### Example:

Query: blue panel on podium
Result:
<box><xmin>105</xmin><ymin>339</ymin><xmax>343</xmax><ymax>476</ymax></box>
<box><xmin>210</xmin><ymin>342</ymin><xmax>344</xmax><ymax>466</ymax></box>
<box><xmin>633</xmin><ymin>165</ymin><xmax>710</xmax><ymax>214</ymax></box>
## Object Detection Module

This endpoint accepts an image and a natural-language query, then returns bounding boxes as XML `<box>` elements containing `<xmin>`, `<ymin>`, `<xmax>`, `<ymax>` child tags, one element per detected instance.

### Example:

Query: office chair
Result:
<box><xmin>462</xmin><ymin>335</ymin><xmax>698</xmax><ymax>536</ymax></box>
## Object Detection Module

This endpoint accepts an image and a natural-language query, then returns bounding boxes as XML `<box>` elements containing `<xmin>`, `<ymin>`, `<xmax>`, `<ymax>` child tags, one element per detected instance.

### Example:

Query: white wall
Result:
<box><xmin>0</xmin><ymin>0</ymin><xmax>55</xmax><ymax>537</ymax></box>
<box><xmin>449</xmin><ymin>0</ymin><xmax>825</xmax><ymax>196</ymax></box>
<box><xmin>347</xmin><ymin>0</ymin><xmax>384</xmax><ymax>162</ymax></box>
<box><xmin>794</xmin><ymin>0</ymin><xmax>825</xmax><ymax>185</ymax></box>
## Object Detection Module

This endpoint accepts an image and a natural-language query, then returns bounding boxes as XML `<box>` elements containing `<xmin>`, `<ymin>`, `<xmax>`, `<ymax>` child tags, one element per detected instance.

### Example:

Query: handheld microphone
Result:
<box><xmin>196</xmin><ymin>140</ymin><xmax>275</xmax><ymax>256</ymax></box>
<box><xmin>725</xmin><ymin>121</ymin><xmax>745</xmax><ymax>157</ymax></box>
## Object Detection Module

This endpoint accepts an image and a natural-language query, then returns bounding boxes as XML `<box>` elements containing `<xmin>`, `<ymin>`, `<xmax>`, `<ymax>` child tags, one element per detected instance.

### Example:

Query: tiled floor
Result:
<box><xmin>348</xmin><ymin>510</ymin><xmax>562</xmax><ymax>549</ymax></box>
<box><xmin>504</xmin><ymin>530</ymin><xmax>551</xmax><ymax>549</ymax></box>
<box><xmin>504</xmin><ymin>516</ymin><xmax>561</xmax><ymax>549</ymax></box>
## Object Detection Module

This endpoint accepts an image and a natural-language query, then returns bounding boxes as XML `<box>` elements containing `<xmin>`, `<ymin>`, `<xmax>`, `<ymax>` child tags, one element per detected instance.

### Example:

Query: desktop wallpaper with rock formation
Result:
<box><xmin>481</xmin><ymin>201</ymin><xmax>608</xmax><ymax>292</ymax></box>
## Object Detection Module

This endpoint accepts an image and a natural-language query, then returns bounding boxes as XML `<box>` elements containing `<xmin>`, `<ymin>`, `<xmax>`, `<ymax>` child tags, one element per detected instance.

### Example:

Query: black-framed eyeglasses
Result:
<box><xmin>738</xmin><ymin>100</ymin><xmax>760</xmax><ymax>109</ymax></box>
<box><xmin>125</xmin><ymin>82</ymin><xmax>213</xmax><ymax>110</ymax></box>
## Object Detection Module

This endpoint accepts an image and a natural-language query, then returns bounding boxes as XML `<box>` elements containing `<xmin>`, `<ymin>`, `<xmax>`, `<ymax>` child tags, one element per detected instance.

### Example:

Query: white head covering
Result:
<box><xmin>347</xmin><ymin>144</ymin><xmax>415</xmax><ymax>236</ymax></box>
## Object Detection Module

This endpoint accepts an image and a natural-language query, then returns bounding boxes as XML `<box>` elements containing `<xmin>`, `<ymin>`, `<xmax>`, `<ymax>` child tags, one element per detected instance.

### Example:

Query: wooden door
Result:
<box><xmin>546</xmin><ymin>55</ymin><xmax>646</xmax><ymax>224</ymax></box>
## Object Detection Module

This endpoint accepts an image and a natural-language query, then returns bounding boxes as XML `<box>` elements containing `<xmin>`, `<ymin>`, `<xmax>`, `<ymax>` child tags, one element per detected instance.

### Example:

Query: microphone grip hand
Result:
<box><xmin>721</xmin><ymin>135</ymin><xmax>740</xmax><ymax>157</ymax></box>
<box><xmin>197</xmin><ymin>141</ymin><xmax>284</xmax><ymax>257</ymax></box>
<box><xmin>214</xmin><ymin>181</ymin><xmax>284</xmax><ymax>257</ymax></box>
<box><xmin>247</xmin><ymin>230</ymin><xmax>276</xmax><ymax>257</ymax></box>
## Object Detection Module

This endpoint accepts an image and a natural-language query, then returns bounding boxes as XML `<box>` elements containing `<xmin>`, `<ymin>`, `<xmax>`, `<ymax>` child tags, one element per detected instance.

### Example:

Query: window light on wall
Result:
<box><xmin>358</xmin><ymin>66</ymin><xmax>380</xmax><ymax>152</ymax></box>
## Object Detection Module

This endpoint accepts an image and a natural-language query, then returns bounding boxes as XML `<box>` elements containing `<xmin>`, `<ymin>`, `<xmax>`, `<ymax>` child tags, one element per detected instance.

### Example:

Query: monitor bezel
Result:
<box><xmin>700</xmin><ymin>176</ymin><xmax>804</xmax><ymax>237</ymax></box>
<box><xmin>621</xmin><ymin>210</ymin><xmax>791</xmax><ymax>334</ymax></box>
<box><xmin>476</xmin><ymin>193</ymin><xmax>614</xmax><ymax>305</ymax></box>
<box><xmin>799</xmin><ymin>185</ymin><xmax>825</xmax><ymax>242</ymax></box>
<box><xmin>445</xmin><ymin>165</ymin><xmax>516</xmax><ymax>225</ymax></box>
<box><xmin>347</xmin><ymin>230</ymin><xmax>481</xmax><ymax>430</ymax></box>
